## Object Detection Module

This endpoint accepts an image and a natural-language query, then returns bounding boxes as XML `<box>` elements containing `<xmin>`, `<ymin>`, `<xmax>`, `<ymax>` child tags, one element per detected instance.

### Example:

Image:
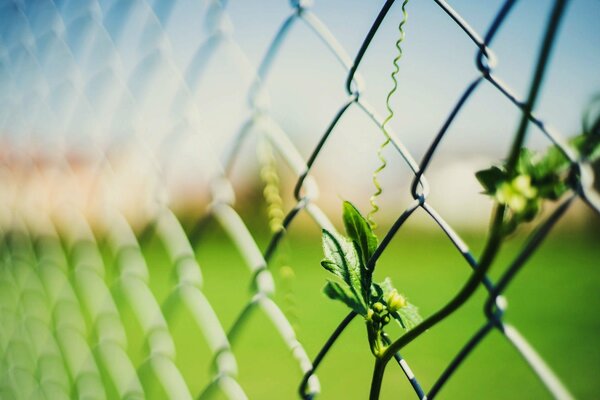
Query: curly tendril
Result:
<box><xmin>368</xmin><ymin>0</ymin><xmax>410</xmax><ymax>229</ymax></box>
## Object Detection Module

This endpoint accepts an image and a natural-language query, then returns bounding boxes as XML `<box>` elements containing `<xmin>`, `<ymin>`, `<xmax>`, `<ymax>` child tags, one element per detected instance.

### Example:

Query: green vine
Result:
<box><xmin>368</xmin><ymin>0</ymin><xmax>410</xmax><ymax>229</ymax></box>
<box><xmin>313</xmin><ymin>2</ymin><xmax>600</xmax><ymax>399</ymax></box>
<box><xmin>372</xmin><ymin>4</ymin><xmax>591</xmax><ymax>396</ymax></box>
<box><xmin>476</xmin><ymin>98</ymin><xmax>600</xmax><ymax>235</ymax></box>
<box><xmin>320</xmin><ymin>202</ymin><xmax>422</xmax><ymax>357</ymax></box>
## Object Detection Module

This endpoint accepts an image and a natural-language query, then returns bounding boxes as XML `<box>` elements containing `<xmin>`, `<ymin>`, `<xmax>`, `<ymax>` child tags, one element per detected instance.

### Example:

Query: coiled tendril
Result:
<box><xmin>368</xmin><ymin>0</ymin><xmax>410</xmax><ymax>229</ymax></box>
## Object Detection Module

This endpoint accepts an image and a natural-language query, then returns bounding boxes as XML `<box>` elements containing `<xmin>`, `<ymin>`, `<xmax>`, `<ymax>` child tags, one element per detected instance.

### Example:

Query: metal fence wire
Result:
<box><xmin>1</xmin><ymin>0</ymin><xmax>599</xmax><ymax>399</ymax></box>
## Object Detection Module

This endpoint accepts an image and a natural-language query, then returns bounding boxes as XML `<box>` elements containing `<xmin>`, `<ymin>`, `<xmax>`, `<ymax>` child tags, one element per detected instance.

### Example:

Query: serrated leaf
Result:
<box><xmin>323</xmin><ymin>281</ymin><xmax>366</xmax><ymax>316</ymax></box>
<box><xmin>342</xmin><ymin>201</ymin><xmax>378</xmax><ymax>302</ymax></box>
<box><xmin>475</xmin><ymin>166</ymin><xmax>505</xmax><ymax>194</ymax></box>
<box><xmin>321</xmin><ymin>229</ymin><xmax>367</xmax><ymax>312</ymax></box>
<box><xmin>351</xmin><ymin>242</ymin><xmax>371</xmax><ymax>302</ymax></box>
<box><xmin>320</xmin><ymin>260</ymin><xmax>342</xmax><ymax>279</ymax></box>
<box><xmin>342</xmin><ymin>201</ymin><xmax>378</xmax><ymax>267</ymax></box>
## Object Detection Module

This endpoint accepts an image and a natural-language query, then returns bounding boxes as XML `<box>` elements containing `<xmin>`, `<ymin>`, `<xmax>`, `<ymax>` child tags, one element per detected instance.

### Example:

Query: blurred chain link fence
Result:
<box><xmin>1</xmin><ymin>0</ymin><xmax>598</xmax><ymax>399</ymax></box>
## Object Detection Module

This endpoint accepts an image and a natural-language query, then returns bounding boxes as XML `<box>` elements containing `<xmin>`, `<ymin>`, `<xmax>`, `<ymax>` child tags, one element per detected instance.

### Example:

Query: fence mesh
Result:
<box><xmin>1</xmin><ymin>0</ymin><xmax>599</xmax><ymax>399</ymax></box>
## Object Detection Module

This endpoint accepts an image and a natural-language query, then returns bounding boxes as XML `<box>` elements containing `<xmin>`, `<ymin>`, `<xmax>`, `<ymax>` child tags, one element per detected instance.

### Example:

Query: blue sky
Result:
<box><xmin>3</xmin><ymin>0</ymin><xmax>598</xmax><ymax>153</ymax></box>
<box><xmin>216</xmin><ymin>0</ymin><xmax>600</xmax><ymax>154</ymax></box>
<box><xmin>1</xmin><ymin>0</ymin><xmax>599</xmax><ymax>223</ymax></box>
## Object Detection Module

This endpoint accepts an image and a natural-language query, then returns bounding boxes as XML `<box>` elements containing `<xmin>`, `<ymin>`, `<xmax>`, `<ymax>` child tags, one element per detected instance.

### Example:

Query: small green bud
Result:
<box><xmin>495</xmin><ymin>175</ymin><xmax>539</xmax><ymax>215</ymax></box>
<box><xmin>373</xmin><ymin>302</ymin><xmax>385</xmax><ymax>313</ymax></box>
<box><xmin>512</xmin><ymin>175</ymin><xmax>537</xmax><ymax>199</ymax></box>
<box><xmin>496</xmin><ymin>181</ymin><xmax>526</xmax><ymax>213</ymax></box>
<box><xmin>383</xmin><ymin>315</ymin><xmax>391</xmax><ymax>324</ymax></box>
<box><xmin>367</xmin><ymin>309</ymin><xmax>374</xmax><ymax>320</ymax></box>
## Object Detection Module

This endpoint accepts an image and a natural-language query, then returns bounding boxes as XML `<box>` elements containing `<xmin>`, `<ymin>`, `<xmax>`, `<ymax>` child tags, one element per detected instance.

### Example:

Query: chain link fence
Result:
<box><xmin>1</xmin><ymin>0</ymin><xmax>599</xmax><ymax>399</ymax></box>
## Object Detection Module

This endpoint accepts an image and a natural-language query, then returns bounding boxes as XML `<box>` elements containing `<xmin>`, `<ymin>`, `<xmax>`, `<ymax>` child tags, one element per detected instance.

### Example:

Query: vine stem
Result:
<box><xmin>375</xmin><ymin>204</ymin><xmax>505</xmax><ymax>373</ymax></box>
<box><xmin>369</xmin><ymin>358</ymin><xmax>386</xmax><ymax>400</ymax></box>
<box><xmin>371</xmin><ymin>0</ymin><xmax>569</xmax><ymax>392</ymax></box>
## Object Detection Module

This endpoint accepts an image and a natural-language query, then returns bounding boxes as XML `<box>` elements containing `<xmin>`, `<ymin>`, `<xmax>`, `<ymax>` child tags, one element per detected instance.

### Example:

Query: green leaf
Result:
<box><xmin>342</xmin><ymin>201</ymin><xmax>378</xmax><ymax>267</ymax></box>
<box><xmin>379</xmin><ymin>277</ymin><xmax>422</xmax><ymax>330</ymax></box>
<box><xmin>342</xmin><ymin>201</ymin><xmax>378</xmax><ymax>301</ymax></box>
<box><xmin>521</xmin><ymin>199</ymin><xmax>540</xmax><ymax>222</ymax></box>
<box><xmin>501</xmin><ymin>214</ymin><xmax>518</xmax><ymax>236</ymax></box>
<box><xmin>320</xmin><ymin>260</ymin><xmax>341</xmax><ymax>277</ymax></box>
<box><xmin>475</xmin><ymin>97</ymin><xmax>600</xmax><ymax>235</ymax></box>
<box><xmin>535</xmin><ymin>145</ymin><xmax>569</xmax><ymax>179</ymax></box>
<box><xmin>323</xmin><ymin>281</ymin><xmax>366</xmax><ymax>316</ymax></box>
<box><xmin>475</xmin><ymin>166</ymin><xmax>506</xmax><ymax>194</ymax></box>
<box><xmin>573</xmin><ymin>133</ymin><xmax>600</xmax><ymax>162</ymax></box>
<box><xmin>351</xmin><ymin>242</ymin><xmax>372</xmax><ymax>302</ymax></box>
<box><xmin>321</xmin><ymin>229</ymin><xmax>367</xmax><ymax>312</ymax></box>
<box><xmin>536</xmin><ymin>176</ymin><xmax>568</xmax><ymax>200</ymax></box>
<box><xmin>517</xmin><ymin>148</ymin><xmax>536</xmax><ymax>175</ymax></box>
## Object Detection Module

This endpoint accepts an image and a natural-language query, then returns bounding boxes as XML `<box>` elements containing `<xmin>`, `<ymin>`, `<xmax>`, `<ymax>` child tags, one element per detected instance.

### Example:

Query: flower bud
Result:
<box><xmin>367</xmin><ymin>308</ymin><xmax>374</xmax><ymax>320</ymax></box>
<box><xmin>387</xmin><ymin>290</ymin><xmax>407</xmax><ymax>312</ymax></box>
<box><xmin>373</xmin><ymin>302</ymin><xmax>385</xmax><ymax>313</ymax></box>
<box><xmin>512</xmin><ymin>175</ymin><xmax>537</xmax><ymax>199</ymax></box>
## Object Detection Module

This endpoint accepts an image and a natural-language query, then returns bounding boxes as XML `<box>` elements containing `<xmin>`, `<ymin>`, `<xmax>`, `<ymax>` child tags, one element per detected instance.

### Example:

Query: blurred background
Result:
<box><xmin>1</xmin><ymin>0</ymin><xmax>599</xmax><ymax>399</ymax></box>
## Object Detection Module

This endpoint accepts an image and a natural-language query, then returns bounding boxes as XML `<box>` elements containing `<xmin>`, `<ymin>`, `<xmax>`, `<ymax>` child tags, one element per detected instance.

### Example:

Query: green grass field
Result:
<box><xmin>2</xmin><ymin>217</ymin><xmax>599</xmax><ymax>399</ymax></box>
<box><xmin>138</xmin><ymin>216</ymin><xmax>600</xmax><ymax>399</ymax></box>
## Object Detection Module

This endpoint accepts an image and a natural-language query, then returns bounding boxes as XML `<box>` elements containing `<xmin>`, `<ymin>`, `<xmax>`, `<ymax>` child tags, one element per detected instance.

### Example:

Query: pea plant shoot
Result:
<box><xmin>476</xmin><ymin>105</ymin><xmax>600</xmax><ymax>235</ymax></box>
<box><xmin>308</xmin><ymin>0</ymin><xmax>600</xmax><ymax>398</ymax></box>
<box><xmin>320</xmin><ymin>202</ymin><xmax>422</xmax><ymax>359</ymax></box>
<box><xmin>315</xmin><ymin>112</ymin><xmax>599</xmax><ymax>399</ymax></box>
